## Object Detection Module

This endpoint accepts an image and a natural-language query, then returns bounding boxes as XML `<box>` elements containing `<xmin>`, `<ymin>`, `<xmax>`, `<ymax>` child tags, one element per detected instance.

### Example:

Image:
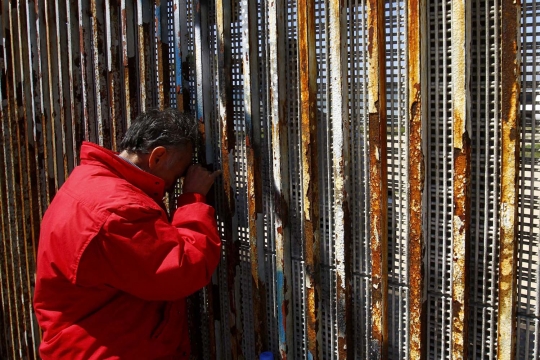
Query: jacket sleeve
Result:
<box><xmin>76</xmin><ymin>194</ymin><xmax>221</xmax><ymax>301</ymax></box>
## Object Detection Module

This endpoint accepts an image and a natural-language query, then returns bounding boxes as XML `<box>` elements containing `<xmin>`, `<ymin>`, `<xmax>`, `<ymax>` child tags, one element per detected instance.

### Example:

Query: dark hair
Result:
<box><xmin>119</xmin><ymin>108</ymin><xmax>197</xmax><ymax>153</ymax></box>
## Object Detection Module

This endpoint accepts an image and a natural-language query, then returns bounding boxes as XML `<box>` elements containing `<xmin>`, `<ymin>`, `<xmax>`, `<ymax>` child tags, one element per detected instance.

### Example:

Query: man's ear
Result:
<box><xmin>147</xmin><ymin>146</ymin><xmax>167</xmax><ymax>170</ymax></box>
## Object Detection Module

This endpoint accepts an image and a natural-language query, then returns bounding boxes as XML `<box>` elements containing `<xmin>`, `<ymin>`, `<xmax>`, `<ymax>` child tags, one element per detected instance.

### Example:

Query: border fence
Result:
<box><xmin>0</xmin><ymin>0</ymin><xmax>538</xmax><ymax>359</ymax></box>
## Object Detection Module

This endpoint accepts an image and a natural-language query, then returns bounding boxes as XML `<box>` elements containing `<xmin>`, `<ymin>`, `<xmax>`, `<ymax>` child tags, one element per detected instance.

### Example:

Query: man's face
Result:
<box><xmin>150</xmin><ymin>144</ymin><xmax>193</xmax><ymax>192</ymax></box>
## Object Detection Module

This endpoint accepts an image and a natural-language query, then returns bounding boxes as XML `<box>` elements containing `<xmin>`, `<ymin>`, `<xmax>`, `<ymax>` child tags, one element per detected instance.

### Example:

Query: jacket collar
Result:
<box><xmin>79</xmin><ymin>141</ymin><xmax>166</xmax><ymax>203</ymax></box>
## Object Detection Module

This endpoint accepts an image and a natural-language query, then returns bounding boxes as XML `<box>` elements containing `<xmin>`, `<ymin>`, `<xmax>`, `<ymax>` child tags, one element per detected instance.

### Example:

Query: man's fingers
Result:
<box><xmin>211</xmin><ymin>170</ymin><xmax>223</xmax><ymax>179</ymax></box>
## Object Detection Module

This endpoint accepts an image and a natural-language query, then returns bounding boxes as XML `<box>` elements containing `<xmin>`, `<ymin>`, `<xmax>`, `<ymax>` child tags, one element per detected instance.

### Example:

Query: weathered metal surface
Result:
<box><xmin>1</xmin><ymin>2</ymin><xmax>23</xmax><ymax>356</ymax></box>
<box><xmin>497</xmin><ymin>1</ymin><xmax>521</xmax><ymax>359</ymax></box>
<box><xmin>407</xmin><ymin>0</ymin><xmax>426</xmax><ymax>358</ymax></box>
<box><xmin>91</xmin><ymin>0</ymin><xmax>105</xmax><ymax>146</ymax></box>
<box><xmin>367</xmin><ymin>0</ymin><xmax>389</xmax><ymax>358</ymax></box>
<box><xmin>297</xmin><ymin>0</ymin><xmax>320</xmax><ymax>358</ymax></box>
<box><xmin>215</xmin><ymin>0</ymin><xmax>241</xmax><ymax>358</ymax></box>
<box><xmin>328</xmin><ymin>0</ymin><xmax>350</xmax><ymax>358</ymax></box>
<box><xmin>154</xmin><ymin>0</ymin><xmax>165</xmax><ymax>109</ymax></box>
<box><xmin>65</xmin><ymin>0</ymin><xmax>79</xmax><ymax>166</ymax></box>
<box><xmin>137</xmin><ymin>0</ymin><xmax>148</xmax><ymax>112</ymax></box>
<box><xmin>451</xmin><ymin>0</ymin><xmax>472</xmax><ymax>359</ymax></box>
<box><xmin>15</xmin><ymin>2</ymin><xmax>39</xmax><ymax>355</ymax></box>
<box><xmin>43</xmin><ymin>0</ymin><xmax>61</xmax><ymax>190</ymax></box>
<box><xmin>240</xmin><ymin>0</ymin><xmax>266</xmax><ymax>354</ymax></box>
<box><xmin>105</xmin><ymin>0</ymin><xmax>122</xmax><ymax>150</ymax></box>
<box><xmin>268</xmin><ymin>0</ymin><xmax>292</xmax><ymax>357</ymax></box>
<box><xmin>7</xmin><ymin>3</ymin><xmax>33</xmax><ymax>357</ymax></box>
<box><xmin>120</xmin><ymin>0</ymin><xmax>132</xmax><ymax>126</ymax></box>
<box><xmin>172</xmin><ymin>0</ymin><xmax>184</xmax><ymax>112</ymax></box>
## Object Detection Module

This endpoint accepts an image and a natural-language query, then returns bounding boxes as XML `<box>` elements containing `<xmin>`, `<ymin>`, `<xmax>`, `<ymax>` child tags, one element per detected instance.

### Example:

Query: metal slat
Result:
<box><xmin>78</xmin><ymin>0</ymin><xmax>97</xmax><ymax>142</ymax></box>
<box><xmin>451</xmin><ymin>0</ymin><xmax>472</xmax><ymax>358</ymax></box>
<box><xmin>215</xmin><ymin>0</ymin><xmax>241</xmax><ymax>357</ymax></box>
<box><xmin>298</xmin><ymin>0</ymin><xmax>320</xmax><ymax>358</ymax></box>
<box><xmin>407</xmin><ymin>0</ymin><xmax>426</xmax><ymax>358</ymax></box>
<box><xmin>327</xmin><ymin>1</ymin><xmax>350</xmax><ymax>358</ymax></box>
<box><xmin>367</xmin><ymin>0</ymin><xmax>389</xmax><ymax>358</ymax></box>
<box><xmin>105</xmin><ymin>0</ymin><xmax>124</xmax><ymax>150</ymax></box>
<box><xmin>239</xmin><ymin>0</ymin><xmax>266</xmax><ymax>354</ymax></box>
<box><xmin>14</xmin><ymin>1</ymin><xmax>39</xmax><ymax>356</ymax></box>
<box><xmin>268</xmin><ymin>0</ymin><xmax>293</xmax><ymax>357</ymax></box>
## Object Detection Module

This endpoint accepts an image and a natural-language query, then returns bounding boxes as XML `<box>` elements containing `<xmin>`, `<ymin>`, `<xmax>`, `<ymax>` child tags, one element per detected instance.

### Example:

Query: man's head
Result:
<box><xmin>119</xmin><ymin>108</ymin><xmax>196</xmax><ymax>191</ymax></box>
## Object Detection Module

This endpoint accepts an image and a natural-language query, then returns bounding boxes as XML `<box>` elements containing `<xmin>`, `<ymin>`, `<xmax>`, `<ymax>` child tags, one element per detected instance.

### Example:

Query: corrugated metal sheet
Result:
<box><xmin>0</xmin><ymin>0</ymin><xmax>538</xmax><ymax>359</ymax></box>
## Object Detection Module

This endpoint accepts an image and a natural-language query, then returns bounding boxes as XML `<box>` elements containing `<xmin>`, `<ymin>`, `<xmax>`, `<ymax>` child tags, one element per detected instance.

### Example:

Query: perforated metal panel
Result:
<box><xmin>519</xmin><ymin>1</ymin><xmax>540</xmax><ymax>358</ymax></box>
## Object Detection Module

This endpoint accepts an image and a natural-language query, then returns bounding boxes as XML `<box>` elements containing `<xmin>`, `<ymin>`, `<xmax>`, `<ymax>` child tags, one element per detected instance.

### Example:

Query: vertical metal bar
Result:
<box><xmin>172</xmin><ymin>0</ymin><xmax>184</xmax><ymax>112</ymax></box>
<box><xmin>367</xmin><ymin>0</ymin><xmax>388</xmax><ymax>358</ymax></box>
<box><xmin>268</xmin><ymin>0</ymin><xmax>292</xmax><ymax>357</ymax></box>
<box><xmin>137</xmin><ymin>0</ymin><xmax>151</xmax><ymax>112</ymax></box>
<box><xmin>43</xmin><ymin>0</ymin><xmax>61</xmax><ymax>190</ymax></box>
<box><xmin>0</xmin><ymin>45</ymin><xmax>18</xmax><ymax>357</ymax></box>
<box><xmin>155</xmin><ymin>0</ymin><xmax>165</xmax><ymax>109</ymax></box>
<box><xmin>105</xmin><ymin>0</ymin><xmax>122</xmax><ymax>150</ymax></box>
<box><xmin>497</xmin><ymin>0</ymin><xmax>520</xmax><ymax>359</ymax></box>
<box><xmin>240</xmin><ymin>0</ymin><xmax>266</xmax><ymax>353</ymax></box>
<box><xmin>451</xmin><ymin>0</ymin><xmax>472</xmax><ymax>358</ymax></box>
<box><xmin>53</xmin><ymin>0</ymin><xmax>70</xmax><ymax>178</ymax></box>
<box><xmin>298</xmin><ymin>0</ymin><xmax>320</xmax><ymax>358</ymax></box>
<box><xmin>78</xmin><ymin>0</ymin><xmax>95</xmax><ymax>142</ymax></box>
<box><xmin>216</xmin><ymin>0</ymin><xmax>242</xmax><ymax>357</ymax></box>
<box><xmin>193</xmin><ymin>1</ymin><xmax>216</xmax><ymax>358</ymax></box>
<box><xmin>33</xmin><ymin>0</ymin><xmax>52</xmax><ymax>210</ymax></box>
<box><xmin>121</xmin><ymin>0</ymin><xmax>132</xmax><ymax>125</ymax></box>
<box><xmin>194</xmin><ymin>0</ymin><xmax>211</xmax><ymax>164</ymax></box>
<box><xmin>8</xmin><ymin>3</ymin><xmax>35</xmax><ymax>356</ymax></box>
<box><xmin>90</xmin><ymin>0</ymin><xmax>105</xmax><ymax>145</ymax></box>
<box><xmin>407</xmin><ymin>0</ymin><xmax>426</xmax><ymax>358</ymax></box>
<box><xmin>1</xmin><ymin>3</ymin><xmax>20</xmax><ymax>356</ymax></box>
<box><xmin>65</xmin><ymin>0</ymin><xmax>79</xmax><ymax>165</ymax></box>
<box><xmin>328</xmin><ymin>0</ymin><xmax>350</xmax><ymax>358</ymax></box>
<box><xmin>15</xmin><ymin>1</ymin><xmax>39</xmax><ymax>355</ymax></box>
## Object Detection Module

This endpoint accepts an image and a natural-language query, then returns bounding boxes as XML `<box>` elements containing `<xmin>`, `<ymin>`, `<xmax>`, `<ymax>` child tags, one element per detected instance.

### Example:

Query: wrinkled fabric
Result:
<box><xmin>34</xmin><ymin>142</ymin><xmax>221</xmax><ymax>359</ymax></box>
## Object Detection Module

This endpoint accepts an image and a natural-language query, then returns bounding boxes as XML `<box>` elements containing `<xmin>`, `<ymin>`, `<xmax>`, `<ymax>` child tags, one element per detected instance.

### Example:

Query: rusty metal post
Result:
<box><xmin>137</xmin><ymin>0</ymin><xmax>149</xmax><ymax>112</ymax></box>
<box><xmin>451</xmin><ymin>0</ymin><xmax>472</xmax><ymax>358</ymax></box>
<box><xmin>192</xmin><ymin>1</ymin><xmax>217</xmax><ymax>357</ymax></box>
<box><xmin>268</xmin><ymin>0</ymin><xmax>292</xmax><ymax>357</ymax></box>
<box><xmin>15</xmin><ymin>1</ymin><xmax>41</xmax><ymax>355</ymax></box>
<box><xmin>154</xmin><ymin>0</ymin><xmax>165</xmax><ymax>109</ymax></box>
<box><xmin>43</xmin><ymin>0</ymin><xmax>62</xmax><ymax>189</ymax></box>
<box><xmin>328</xmin><ymin>0</ymin><xmax>351</xmax><ymax>358</ymax></box>
<box><xmin>297</xmin><ymin>0</ymin><xmax>320</xmax><ymax>358</ymax></box>
<box><xmin>1</xmin><ymin>2</ymin><xmax>22</xmax><ymax>356</ymax></box>
<box><xmin>216</xmin><ymin>0</ymin><xmax>242</xmax><ymax>357</ymax></box>
<box><xmin>497</xmin><ymin>0</ymin><xmax>521</xmax><ymax>359</ymax></box>
<box><xmin>172</xmin><ymin>0</ymin><xmax>184</xmax><ymax>113</ymax></box>
<box><xmin>121</xmin><ymin>0</ymin><xmax>132</xmax><ymax>125</ymax></box>
<box><xmin>78</xmin><ymin>0</ymin><xmax>96</xmax><ymax>143</ymax></box>
<box><xmin>407</xmin><ymin>0</ymin><xmax>426</xmax><ymax>358</ymax></box>
<box><xmin>105</xmin><ymin>0</ymin><xmax>123</xmax><ymax>150</ymax></box>
<box><xmin>65</xmin><ymin>0</ymin><xmax>80</xmax><ymax>165</ymax></box>
<box><xmin>367</xmin><ymin>0</ymin><xmax>389</xmax><ymax>358</ymax></box>
<box><xmin>90</xmin><ymin>0</ymin><xmax>107</xmax><ymax>146</ymax></box>
<box><xmin>239</xmin><ymin>0</ymin><xmax>266</xmax><ymax>354</ymax></box>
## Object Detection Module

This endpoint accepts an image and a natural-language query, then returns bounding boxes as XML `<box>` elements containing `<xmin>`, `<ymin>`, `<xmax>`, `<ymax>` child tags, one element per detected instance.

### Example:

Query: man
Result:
<box><xmin>34</xmin><ymin>108</ymin><xmax>222</xmax><ymax>359</ymax></box>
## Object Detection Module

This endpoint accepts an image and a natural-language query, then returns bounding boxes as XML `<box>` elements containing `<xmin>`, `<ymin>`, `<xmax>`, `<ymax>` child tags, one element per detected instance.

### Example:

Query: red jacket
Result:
<box><xmin>34</xmin><ymin>142</ymin><xmax>221</xmax><ymax>359</ymax></box>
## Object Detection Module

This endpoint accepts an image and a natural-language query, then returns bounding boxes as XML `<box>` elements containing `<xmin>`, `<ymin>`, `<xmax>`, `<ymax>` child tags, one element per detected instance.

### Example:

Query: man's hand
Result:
<box><xmin>182</xmin><ymin>164</ymin><xmax>222</xmax><ymax>196</ymax></box>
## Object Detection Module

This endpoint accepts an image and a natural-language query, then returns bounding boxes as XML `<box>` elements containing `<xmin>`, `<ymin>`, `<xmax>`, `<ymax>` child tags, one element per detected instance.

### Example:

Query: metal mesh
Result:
<box><xmin>347</xmin><ymin>1</ymin><xmax>371</xmax><ymax>358</ymax></box>
<box><xmin>468</xmin><ymin>1</ymin><xmax>501</xmax><ymax>358</ymax></box>
<box><xmin>518</xmin><ymin>1</ymin><xmax>540</xmax><ymax>358</ymax></box>
<box><xmin>385</xmin><ymin>1</ymin><xmax>410</xmax><ymax>358</ymax></box>
<box><xmin>426</xmin><ymin>0</ymin><xmax>453</xmax><ymax>358</ymax></box>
